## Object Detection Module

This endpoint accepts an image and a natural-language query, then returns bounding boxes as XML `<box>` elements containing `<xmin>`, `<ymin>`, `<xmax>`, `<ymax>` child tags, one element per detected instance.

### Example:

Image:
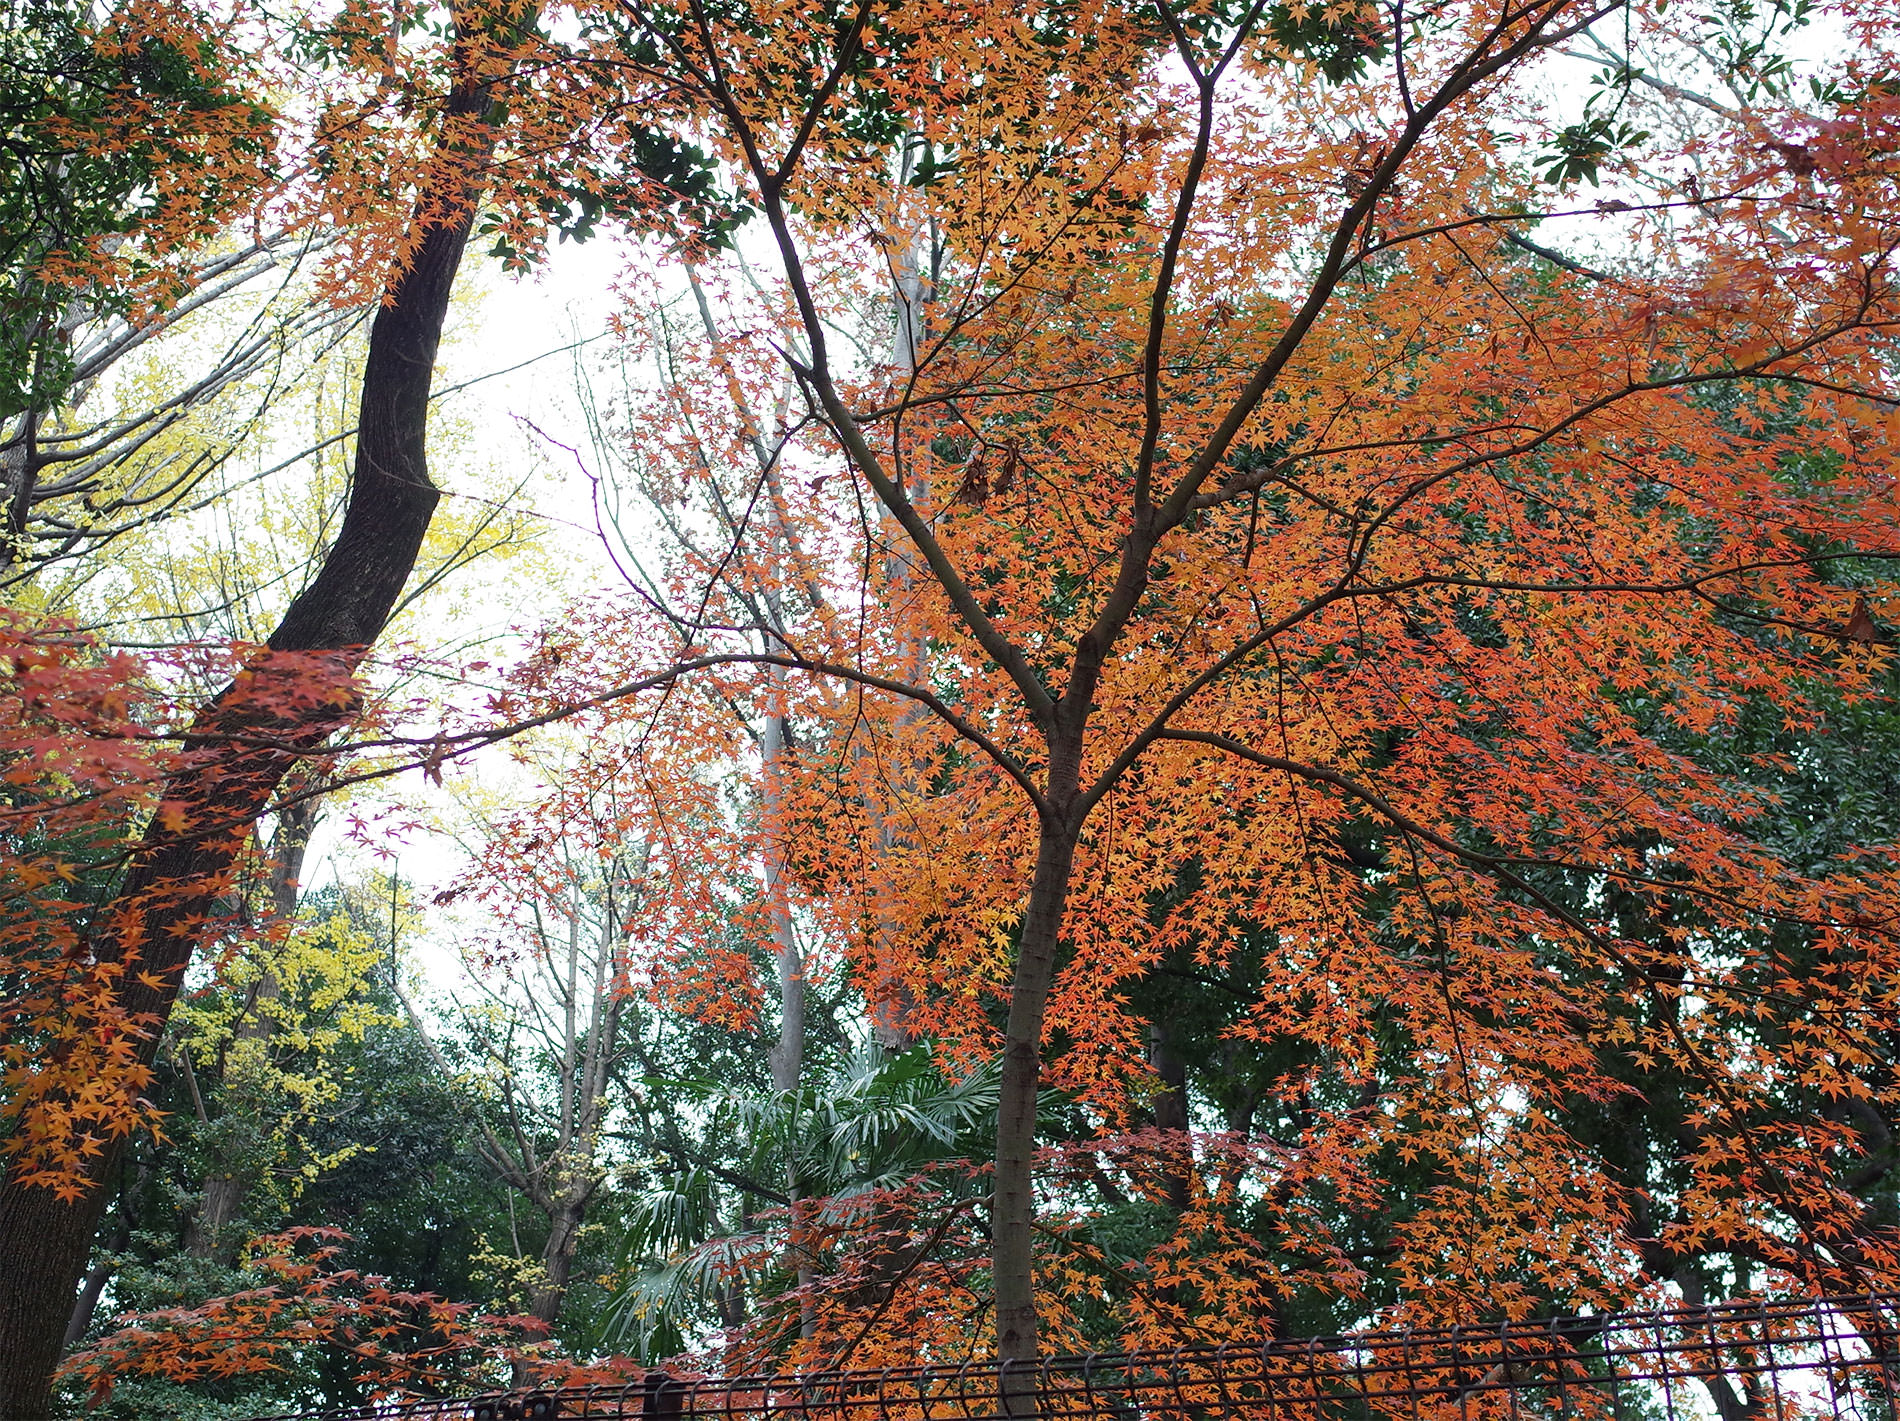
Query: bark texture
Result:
<box><xmin>992</xmin><ymin>814</ymin><xmax>1080</xmax><ymax>1386</ymax></box>
<box><xmin>1149</xmin><ymin>1020</ymin><xmax>1193</xmax><ymax>1217</ymax></box>
<box><xmin>763</xmin><ymin>710</ymin><xmax>806</xmax><ymax>1097</ymax></box>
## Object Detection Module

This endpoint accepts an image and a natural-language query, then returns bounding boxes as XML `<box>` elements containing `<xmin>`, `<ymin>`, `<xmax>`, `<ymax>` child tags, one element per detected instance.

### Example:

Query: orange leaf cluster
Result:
<box><xmin>57</xmin><ymin>1227</ymin><xmax>550</xmax><ymax>1403</ymax></box>
<box><xmin>0</xmin><ymin>615</ymin><xmax>173</xmax><ymax>1198</ymax></box>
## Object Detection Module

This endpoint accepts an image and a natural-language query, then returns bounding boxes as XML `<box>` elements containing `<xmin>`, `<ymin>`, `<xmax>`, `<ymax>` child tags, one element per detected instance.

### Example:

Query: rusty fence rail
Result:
<box><xmin>245</xmin><ymin>1293</ymin><xmax>1900</xmax><ymax>1421</ymax></box>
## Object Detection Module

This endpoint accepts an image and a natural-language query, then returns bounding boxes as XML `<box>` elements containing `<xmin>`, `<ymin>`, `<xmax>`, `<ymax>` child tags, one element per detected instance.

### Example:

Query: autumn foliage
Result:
<box><xmin>504</xmin><ymin>0</ymin><xmax>1900</xmax><ymax>1363</ymax></box>
<box><xmin>1</xmin><ymin>616</ymin><xmax>175</xmax><ymax>1196</ymax></box>
<box><xmin>5</xmin><ymin>0</ymin><xmax>1900</xmax><ymax>1405</ymax></box>
<box><xmin>58</xmin><ymin>1228</ymin><xmax>548</xmax><ymax>1404</ymax></box>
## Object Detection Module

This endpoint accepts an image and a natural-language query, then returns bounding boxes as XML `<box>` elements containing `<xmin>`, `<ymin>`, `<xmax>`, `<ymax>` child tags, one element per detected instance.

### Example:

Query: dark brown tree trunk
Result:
<box><xmin>1148</xmin><ymin>1020</ymin><xmax>1193</xmax><ymax>1216</ymax></box>
<box><xmin>0</xmin><ymin>40</ymin><xmax>512</xmax><ymax>1415</ymax></box>
<box><xmin>992</xmin><ymin>810</ymin><xmax>1080</xmax><ymax>1388</ymax></box>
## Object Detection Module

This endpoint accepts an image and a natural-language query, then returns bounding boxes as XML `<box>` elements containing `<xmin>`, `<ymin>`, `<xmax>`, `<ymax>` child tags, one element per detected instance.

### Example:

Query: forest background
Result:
<box><xmin>3</xmin><ymin>0</ymin><xmax>1900</xmax><ymax>1414</ymax></box>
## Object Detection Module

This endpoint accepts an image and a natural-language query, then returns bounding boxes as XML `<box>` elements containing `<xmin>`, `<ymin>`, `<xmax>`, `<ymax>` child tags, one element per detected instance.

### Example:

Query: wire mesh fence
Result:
<box><xmin>244</xmin><ymin>1293</ymin><xmax>1900</xmax><ymax>1421</ymax></box>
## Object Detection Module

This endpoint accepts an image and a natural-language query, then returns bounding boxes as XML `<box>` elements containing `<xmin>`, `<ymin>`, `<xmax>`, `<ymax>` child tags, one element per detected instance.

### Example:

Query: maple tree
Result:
<box><xmin>490</xmin><ymin>0</ymin><xmax>1900</xmax><ymax>1377</ymax></box>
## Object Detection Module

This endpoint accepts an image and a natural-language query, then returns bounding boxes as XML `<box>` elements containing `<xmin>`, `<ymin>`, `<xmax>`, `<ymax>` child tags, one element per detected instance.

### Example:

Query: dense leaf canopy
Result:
<box><xmin>3</xmin><ymin>0</ymin><xmax>1900</xmax><ymax>1409</ymax></box>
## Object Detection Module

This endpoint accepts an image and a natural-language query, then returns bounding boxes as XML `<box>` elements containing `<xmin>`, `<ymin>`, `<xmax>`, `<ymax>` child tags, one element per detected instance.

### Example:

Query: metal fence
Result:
<box><xmin>247</xmin><ymin>1293</ymin><xmax>1900</xmax><ymax>1421</ymax></box>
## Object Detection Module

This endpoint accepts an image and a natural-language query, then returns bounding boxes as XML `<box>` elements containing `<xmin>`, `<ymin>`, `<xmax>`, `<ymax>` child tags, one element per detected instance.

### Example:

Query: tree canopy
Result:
<box><xmin>3</xmin><ymin>0</ymin><xmax>1899</xmax><ymax>1410</ymax></box>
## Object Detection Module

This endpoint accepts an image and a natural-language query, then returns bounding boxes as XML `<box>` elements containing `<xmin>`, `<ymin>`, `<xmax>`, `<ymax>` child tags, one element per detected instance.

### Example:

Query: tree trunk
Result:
<box><xmin>992</xmin><ymin>813</ymin><xmax>1080</xmax><ymax>1385</ymax></box>
<box><xmin>763</xmin><ymin>710</ymin><xmax>805</xmax><ymax>1097</ymax></box>
<box><xmin>1148</xmin><ymin>1020</ymin><xmax>1193</xmax><ymax>1216</ymax></box>
<box><xmin>760</xmin><ymin>706</ymin><xmax>820</xmax><ymax>1337</ymax></box>
<box><xmin>188</xmin><ymin>1151</ymin><xmax>246</xmax><ymax>1265</ymax></box>
<box><xmin>0</xmin><ymin>40</ymin><xmax>510</xmax><ymax>1415</ymax></box>
<box><xmin>530</xmin><ymin>1199</ymin><xmax>588</xmax><ymax>1329</ymax></box>
<box><xmin>60</xmin><ymin>1148</ymin><xmax>155</xmax><ymax>1352</ymax></box>
<box><xmin>865</xmin><ymin>170</ymin><xmax>932</xmax><ymax>1052</ymax></box>
<box><xmin>60</xmin><ymin>1261</ymin><xmax>114</xmax><ymax>1358</ymax></box>
<box><xmin>510</xmin><ymin>1194</ymin><xmax>588</xmax><ymax>1387</ymax></box>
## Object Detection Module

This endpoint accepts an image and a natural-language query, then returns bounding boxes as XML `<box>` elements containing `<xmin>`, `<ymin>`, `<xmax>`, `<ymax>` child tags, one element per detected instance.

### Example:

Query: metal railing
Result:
<box><xmin>245</xmin><ymin>1293</ymin><xmax>1900</xmax><ymax>1421</ymax></box>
